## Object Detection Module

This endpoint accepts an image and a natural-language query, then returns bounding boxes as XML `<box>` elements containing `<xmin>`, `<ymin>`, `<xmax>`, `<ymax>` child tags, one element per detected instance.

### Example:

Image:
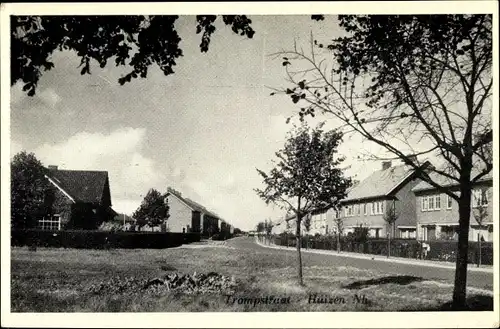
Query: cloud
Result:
<box><xmin>38</xmin><ymin>88</ymin><xmax>61</xmax><ymax>109</ymax></box>
<box><xmin>34</xmin><ymin>127</ymin><xmax>168</xmax><ymax>214</ymax></box>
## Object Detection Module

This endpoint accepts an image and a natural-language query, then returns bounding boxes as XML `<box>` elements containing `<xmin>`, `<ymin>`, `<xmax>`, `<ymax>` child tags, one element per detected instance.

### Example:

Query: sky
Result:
<box><xmin>10</xmin><ymin>15</ymin><xmax>414</xmax><ymax>231</ymax></box>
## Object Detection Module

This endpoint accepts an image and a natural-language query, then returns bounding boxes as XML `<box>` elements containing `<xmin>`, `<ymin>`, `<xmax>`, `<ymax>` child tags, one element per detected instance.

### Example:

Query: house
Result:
<box><xmin>340</xmin><ymin>159</ymin><xmax>430</xmax><ymax>239</ymax></box>
<box><xmin>41</xmin><ymin>165</ymin><xmax>117</xmax><ymax>230</ymax></box>
<box><xmin>308</xmin><ymin>207</ymin><xmax>340</xmax><ymax>235</ymax></box>
<box><xmin>166</xmin><ymin>187</ymin><xmax>221</xmax><ymax>235</ymax></box>
<box><xmin>412</xmin><ymin>168</ymin><xmax>493</xmax><ymax>242</ymax></box>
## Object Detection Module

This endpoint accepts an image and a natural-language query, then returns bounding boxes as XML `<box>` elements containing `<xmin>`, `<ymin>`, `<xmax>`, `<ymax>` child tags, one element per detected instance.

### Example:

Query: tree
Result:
<box><xmin>274</xmin><ymin>14</ymin><xmax>492</xmax><ymax>309</ymax></box>
<box><xmin>333</xmin><ymin>210</ymin><xmax>343</xmax><ymax>253</ymax></box>
<box><xmin>255</xmin><ymin>122</ymin><xmax>352</xmax><ymax>285</ymax></box>
<box><xmin>132</xmin><ymin>189</ymin><xmax>170</xmax><ymax>230</ymax></box>
<box><xmin>383</xmin><ymin>200</ymin><xmax>399</xmax><ymax>258</ymax></box>
<box><xmin>256</xmin><ymin>221</ymin><xmax>265</xmax><ymax>233</ymax></box>
<box><xmin>11</xmin><ymin>151</ymin><xmax>50</xmax><ymax>229</ymax></box>
<box><xmin>265</xmin><ymin>219</ymin><xmax>273</xmax><ymax>235</ymax></box>
<box><xmin>11</xmin><ymin>15</ymin><xmax>255</xmax><ymax>96</ymax></box>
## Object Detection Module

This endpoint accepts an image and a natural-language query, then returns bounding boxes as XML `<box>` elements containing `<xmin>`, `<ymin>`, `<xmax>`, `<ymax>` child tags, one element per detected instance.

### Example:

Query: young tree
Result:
<box><xmin>333</xmin><ymin>210</ymin><xmax>343</xmax><ymax>253</ymax></box>
<box><xmin>383</xmin><ymin>201</ymin><xmax>399</xmax><ymax>258</ymax></box>
<box><xmin>265</xmin><ymin>219</ymin><xmax>273</xmax><ymax>235</ymax></box>
<box><xmin>11</xmin><ymin>15</ymin><xmax>254</xmax><ymax>96</ymax></box>
<box><xmin>132</xmin><ymin>189</ymin><xmax>170</xmax><ymax>231</ymax></box>
<box><xmin>255</xmin><ymin>122</ymin><xmax>352</xmax><ymax>285</ymax></box>
<box><xmin>256</xmin><ymin>221</ymin><xmax>265</xmax><ymax>233</ymax></box>
<box><xmin>274</xmin><ymin>15</ymin><xmax>492</xmax><ymax>309</ymax></box>
<box><xmin>11</xmin><ymin>151</ymin><xmax>50</xmax><ymax>229</ymax></box>
<box><xmin>473</xmin><ymin>193</ymin><xmax>488</xmax><ymax>267</ymax></box>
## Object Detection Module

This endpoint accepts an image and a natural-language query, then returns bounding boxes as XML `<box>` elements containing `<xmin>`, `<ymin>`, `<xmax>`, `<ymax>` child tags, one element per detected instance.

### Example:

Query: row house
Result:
<box><xmin>340</xmin><ymin>159</ymin><xmax>430</xmax><ymax>239</ymax></box>
<box><xmin>412</xmin><ymin>169</ymin><xmax>493</xmax><ymax>242</ymax></box>
<box><xmin>167</xmin><ymin>187</ymin><xmax>228</xmax><ymax>235</ymax></box>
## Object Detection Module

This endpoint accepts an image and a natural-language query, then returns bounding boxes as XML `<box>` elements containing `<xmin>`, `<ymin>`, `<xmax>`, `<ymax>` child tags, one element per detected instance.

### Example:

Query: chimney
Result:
<box><xmin>382</xmin><ymin>161</ymin><xmax>392</xmax><ymax>170</ymax></box>
<box><xmin>48</xmin><ymin>165</ymin><xmax>58</xmax><ymax>170</ymax></box>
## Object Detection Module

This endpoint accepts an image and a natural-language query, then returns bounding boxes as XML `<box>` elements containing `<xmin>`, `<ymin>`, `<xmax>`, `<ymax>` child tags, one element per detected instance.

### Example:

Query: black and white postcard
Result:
<box><xmin>1</xmin><ymin>1</ymin><xmax>498</xmax><ymax>328</ymax></box>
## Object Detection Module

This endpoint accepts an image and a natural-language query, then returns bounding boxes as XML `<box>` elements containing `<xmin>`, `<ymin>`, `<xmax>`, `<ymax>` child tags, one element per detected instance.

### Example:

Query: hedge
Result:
<box><xmin>271</xmin><ymin>234</ymin><xmax>493</xmax><ymax>265</ymax></box>
<box><xmin>11</xmin><ymin>229</ymin><xmax>201</xmax><ymax>249</ymax></box>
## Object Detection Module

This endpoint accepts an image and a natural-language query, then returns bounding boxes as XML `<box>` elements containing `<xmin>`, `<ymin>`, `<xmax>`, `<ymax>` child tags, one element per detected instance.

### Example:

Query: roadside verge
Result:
<box><xmin>255</xmin><ymin>238</ymin><xmax>493</xmax><ymax>274</ymax></box>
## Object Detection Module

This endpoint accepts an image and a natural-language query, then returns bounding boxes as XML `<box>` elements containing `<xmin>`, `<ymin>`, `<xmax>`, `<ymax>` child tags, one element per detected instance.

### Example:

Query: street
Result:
<box><xmin>235</xmin><ymin>237</ymin><xmax>493</xmax><ymax>291</ymax></box>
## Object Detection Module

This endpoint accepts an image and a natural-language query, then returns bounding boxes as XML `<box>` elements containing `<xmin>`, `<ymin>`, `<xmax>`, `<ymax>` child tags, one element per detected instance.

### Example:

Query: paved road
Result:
<box><xmin>229</xmin><ymin>237</ymin><xmax>493</xmax><ymax>291</ymax></box>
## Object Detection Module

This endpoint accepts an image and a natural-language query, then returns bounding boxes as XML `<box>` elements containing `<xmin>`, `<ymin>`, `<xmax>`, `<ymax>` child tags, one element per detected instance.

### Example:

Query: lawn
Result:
<box><xmin>10</xmin><ymin>237</ymin><xmax>493</xmax><ymax>312</ymax></box>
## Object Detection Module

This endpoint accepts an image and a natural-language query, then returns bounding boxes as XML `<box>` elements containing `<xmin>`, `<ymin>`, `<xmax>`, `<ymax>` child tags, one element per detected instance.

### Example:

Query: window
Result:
<box><xmin>37</xmin><ymin>214</ymin><xmax>61</xmax><ymax>231</ymax></box>
<box><xmin>363</xmin><ymin>203</ymin><xmax>367</xmax><ymax>215</ymax></box>
<box><xmin>421</xmin><ymin>196</ymin><xmax>428</xmax><ymax>211</ymax></box>
<box><xmin>447</xmin><ymin>195</ymin><xmax>453</xmax><ymax>209</ymax></box>
<box><xmin>428</xmin><ymin>196</ymin><xmax>435</xmax><ymax>210</ymax></box>
<box><xmin>472</xmin><ymin>189</ymin><xmax>488</xmax><ymax>208</ymax></box>
<box><xmin>371</xmin><ymin>202</ymin><xmax>375</xmax><ymax>215</ymax></box>
<box><xmin>345</xmin><ymin>205</ymin><xmax>354</xmax><ymax>217</ymax></box>
<box><xmin>435</xmin><ymin>195</ymin><xmax>441</xmax><ymax>210</ymax></box>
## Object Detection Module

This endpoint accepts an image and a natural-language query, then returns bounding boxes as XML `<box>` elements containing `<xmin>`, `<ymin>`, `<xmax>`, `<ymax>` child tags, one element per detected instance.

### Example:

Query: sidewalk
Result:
<box><xmin>255</xmin><ymin>238</ymin><xmax>493</xmax><ymax>273</ymax></box>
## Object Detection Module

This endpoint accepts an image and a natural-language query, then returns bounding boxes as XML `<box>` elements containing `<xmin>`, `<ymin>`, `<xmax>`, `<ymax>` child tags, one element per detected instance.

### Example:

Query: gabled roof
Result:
<box><xmin>343</xmin><ymin>162</ymin><xmax>430</xmax><ymax>202</ymax></box>
<box><xmin>168</xmin><ymin>190</ymin><xmax>221</xmax><ymax>220</ymax></box>
<box><xmin>46</xmin><ymin>168</ymin><xmax>111</xmax><ymax>205</ymax></box>
<box><xmin>412</xmin><ymin>167</ymin><xmax>493</xmax><ymax>192</ymax></box>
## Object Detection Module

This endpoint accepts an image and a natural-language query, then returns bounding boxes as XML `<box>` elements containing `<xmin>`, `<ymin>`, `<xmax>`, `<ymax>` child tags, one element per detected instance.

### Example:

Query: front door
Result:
<box><xmin>427</xmin><ymin>226</ymin><xmax>436</xmax><ymax>241</ymax></box>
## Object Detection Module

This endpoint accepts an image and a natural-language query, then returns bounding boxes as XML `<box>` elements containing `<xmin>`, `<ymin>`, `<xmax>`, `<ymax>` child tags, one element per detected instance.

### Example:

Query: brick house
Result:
<box><xmin>412</xmin><ymin>169</ymin><xmax>493</xmax><ymax>242</ymax></box>
<box><xmin>166</xmin><ymin>187</ymin><xmax>220</xmax><ymax>235</ymax></box>
<box><xmin>340</xmin><ymin>160</ymin><xmax>431</xmax><ymax>239</ymax></box>
<box><xmin>41</xmin><ymin>166</ymin><xmax>117</xmax><ymax>230</ymax></box>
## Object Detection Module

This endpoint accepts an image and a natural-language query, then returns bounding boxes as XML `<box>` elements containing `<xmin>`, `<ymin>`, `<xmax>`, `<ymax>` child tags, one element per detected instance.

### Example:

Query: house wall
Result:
<box><xmin>50</xmin><ymin>187</ymin><xmax>73</xmax><ymax>229</ymax></box>
<box><xmin>393</xmin><ymin>177</ymin><xmax>421</xmax><ymax>227</ymax></box>
<box><xmin>191</xmin><ymin>211</ymin><xmax>201</xmax><ymax>233</ymax></box>
<box><xmin>202</xmin><ymin>215</ymin><xmax>219</xmax><ymax>235</ymax></box>
<box><xmin>168</xmin><ymin>195</ymin><xmax>193</xmax><ymax>233</ymax></box>
<box><xmin>341</xmin><ymin>199</ymin><xmax>388</xmax><ymax>237</ymax></box>
<box><xmin>415</xmin><ymin>182</ymin><xmax>493</xmax><ymax>241</ymax></box>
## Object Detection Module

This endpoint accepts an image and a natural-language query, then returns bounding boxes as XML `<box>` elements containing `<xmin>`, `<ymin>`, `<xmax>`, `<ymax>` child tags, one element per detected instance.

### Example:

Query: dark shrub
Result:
<box><xmin>11</xmin><ymin>229</ymin><xmax>201</xmax><ymax>249</ymax></box>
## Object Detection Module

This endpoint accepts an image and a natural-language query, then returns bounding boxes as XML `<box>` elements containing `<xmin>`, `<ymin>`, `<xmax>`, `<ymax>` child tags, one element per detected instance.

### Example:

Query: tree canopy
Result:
<box><xmin>11</xmin><ymin>151</ymin><xmax>50</xmax><ymax>229</ymax></box>
<box><xmin>132</xmin><ymin>188</ymin><xmax>170</xmax><ymax>229</ymax></box>
<box><xmin>11</xmin><ymin>15</ymin><xmax>255</xmax><ymax>96</ymax></box>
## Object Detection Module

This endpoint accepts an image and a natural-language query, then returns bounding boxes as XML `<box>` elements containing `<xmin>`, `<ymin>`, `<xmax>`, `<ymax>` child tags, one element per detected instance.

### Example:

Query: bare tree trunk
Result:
<box><xmin>387</xmin><ymin>232</ymin><xmax>391</xmax><ymax>258</ymax></box>
<box><xmin>336</xmin><ymin>231</ymin><xmax>341</xmax><ymax>253</ymax></box>
<box><xmin>452</xmin><ymin>182</ymin><xmax>472</xmax><ymax>310</ymax></box>
<box><xmin>296</xmin><ymin>217</ymin><xmax>304</xmax><ymax>286</ymax></box>
<box><xmin>478</xmin><ymin>234</ymin><xmax>482</xmax><ymax>267</ymax></box>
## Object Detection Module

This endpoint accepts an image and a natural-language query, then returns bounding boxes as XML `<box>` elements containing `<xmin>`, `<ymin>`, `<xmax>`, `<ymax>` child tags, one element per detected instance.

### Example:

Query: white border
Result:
<box><xmin>1</xmin><ymin>1</ymin><xmax>499</xmax><ymax>328</ymax></box>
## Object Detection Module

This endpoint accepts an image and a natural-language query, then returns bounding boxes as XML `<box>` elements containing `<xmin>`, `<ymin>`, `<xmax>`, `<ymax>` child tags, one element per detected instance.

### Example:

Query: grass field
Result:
<box><xmin>10</xmin><ymin>237</ymin><xmax>493</xmax><ymax>312</ymax></box>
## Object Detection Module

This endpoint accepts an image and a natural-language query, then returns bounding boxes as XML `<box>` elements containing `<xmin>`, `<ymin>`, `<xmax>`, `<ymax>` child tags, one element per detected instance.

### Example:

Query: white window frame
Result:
<box><xmin>428</xmin><ymin>195</ymin><xmax>435</xmax><ymax>211</ymax></box>
<box><xmin>37</xmin><ymin>214</ymin><xmax>61</xmax><ymax>231</ymax></box>
<box><xmin>447</xmin><ymin>195</ymin><xmax>453</xmax><ymax>209</ymax></box>
<box><xmin>434</xmin><ymin>194</ymin><xmax>441</xmax><ymax>210</ymax></box>
<box><xmin>422</xmin><ymin>196</ymin><xmax>428</xmax><ymax>211</ymax></box>
<box><xmin>472</xmin><ymin>189</ymin><xmax>489</xmax><ymax>208</ymax></box>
